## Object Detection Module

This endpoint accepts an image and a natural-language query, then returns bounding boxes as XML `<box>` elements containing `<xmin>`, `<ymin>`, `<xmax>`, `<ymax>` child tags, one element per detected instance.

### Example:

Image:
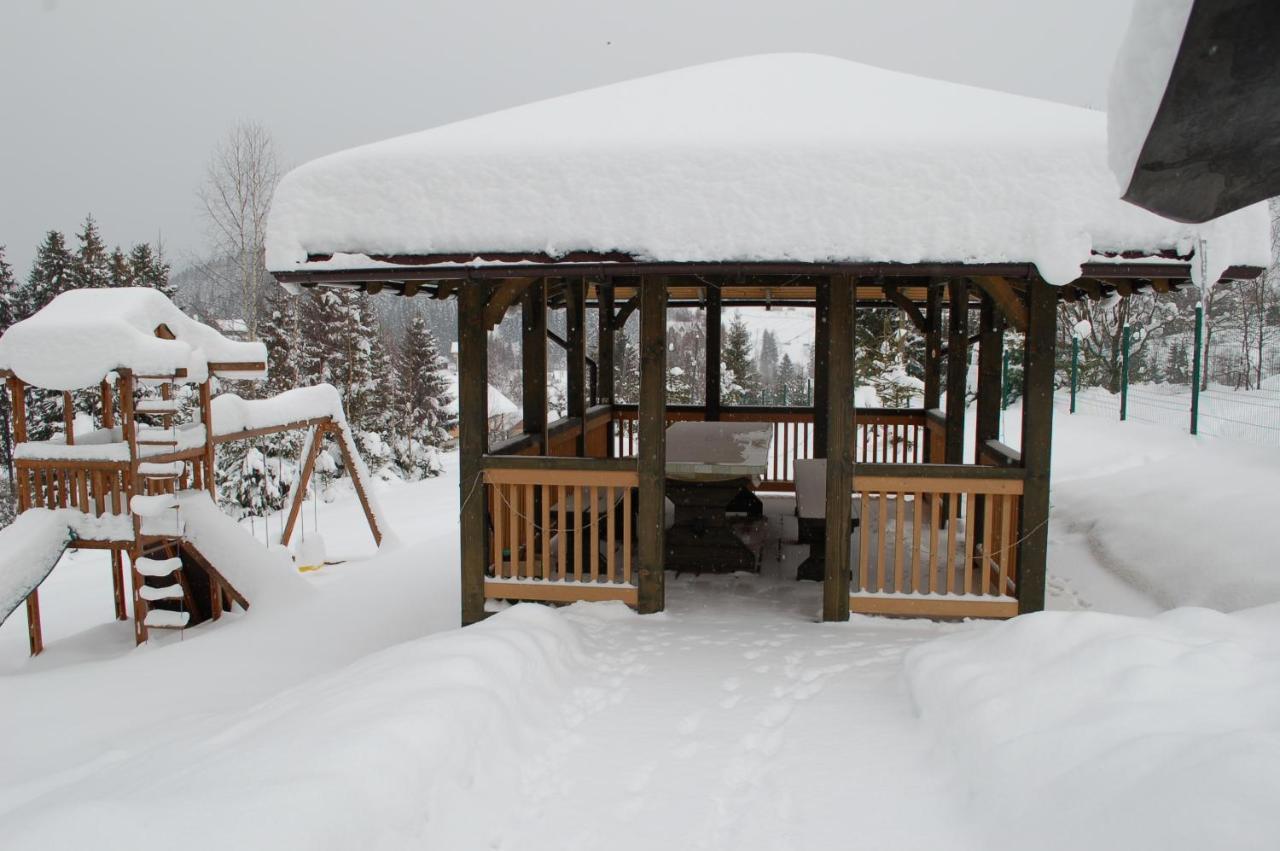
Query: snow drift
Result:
<box><xmin>907</xmin><ymin>605</ymin><xmax>1280</xmax><ymax>851</ymax></box>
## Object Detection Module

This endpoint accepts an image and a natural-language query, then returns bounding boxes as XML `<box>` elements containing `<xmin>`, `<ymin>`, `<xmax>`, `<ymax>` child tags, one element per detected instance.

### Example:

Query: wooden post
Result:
<box><xmin>824</xmin><ymin>275</ymin><xmax>853</xmax><ymax>622</ymax></box>
<box><xmin>812</xmin><ymin>278</ymin><xmax>831</xmax><ymax>458</ymax></box>
<box><xmin>459</xmin><ymin>284</ymin><xmax>490</xmax><ymax>625</ymax></box>
<box><xmin>111</xmin><ymin>548</ymin><xmax>128</xmax><ymax>621</ymax></box>
<box><xmin>945</xmin><ymin>279</ymin><xmax>969</xmax><ymax>465</ymax></box>
<box><xmin>1017</xmin><ymin>277</ymin><xmax>1056</xmax><ymax>614</ymax></box>
<box><xmin>597</xmin><ymin>282</ymin><xmax>616</xmax><ymax>456</ymax></box>
<box><xmin>280</xmin><ymin>424</ymin><xmax>326</xmax><ymax>546</ymax></box>
<box><xmin>26</xmin><ymin>589</ymin><xmax>42</xmax><ymax>656</ymax></box>
<box><xmin>9</xmin><ymin>376</ymin><xmax>28</xmax><ymax>445</ymax></box>
<box><xmin>636</xmin><ymin>275</ymin><xmax>667</xmax><ymax>614</ymax></box>
<box><xmin>705</xmin><ymin>284</ymin><xmax>721</xmax><ymax>420</ymax></box>
<box><xmin>199</xmin><ymin>379</ymin><xmax>216</xmax><ymax>498</ymax></box>
<box><xmin>62</xmin><ymin>391</ymin><xmax>75</xmax><ymax>445</ymax></box>
<box><xmin>974</xmin><ymin>294</ymin><xmax>1003</xmax><ymax>455</ymax></box>
<box><xmin>100</xmin><ymin>379</ymin><xmax>115</xmax><ymax>429</ymax></box>
<box><xmin>522</xmin><ymin>278</ymin><xmax>548</xmax><ymax>450</ymax></box>
<box><xmin>923</xmin><ymin>283</ymin><xmax>942</xmax><ymax>413</ymax></box>
<box><xmin>565</xmin><ymin>277</ymin><xmax>586</xmax><ymax>455</ymax></box>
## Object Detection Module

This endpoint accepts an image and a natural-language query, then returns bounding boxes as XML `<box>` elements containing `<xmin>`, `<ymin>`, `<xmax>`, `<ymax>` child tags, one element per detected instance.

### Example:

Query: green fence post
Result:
<box><xmin>1070</xmin><ymin>336</ymin><xmax>1079</xmax><ymax>414</ymax></box>
<box><xmin>1001</xmin><ymin>349</ymin><xmax>1010</xmax><ymax>411</ymax></box>
<box><xmin>1120</xmin><ymin>324</ymin><xmax>1130</xmax><ymax>422</ymax></box>
<box><xmin>1190</xmin><ymin>301</ymin><xmax>1202</xmax><ymax>435</ymax></box>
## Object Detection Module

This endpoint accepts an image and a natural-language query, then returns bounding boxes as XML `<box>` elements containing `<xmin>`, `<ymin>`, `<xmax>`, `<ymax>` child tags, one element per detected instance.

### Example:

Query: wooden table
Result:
<box><xmin>664</xmin><ymin>421</ymin><xmax>773</xmax><ymax>574</ymax></box>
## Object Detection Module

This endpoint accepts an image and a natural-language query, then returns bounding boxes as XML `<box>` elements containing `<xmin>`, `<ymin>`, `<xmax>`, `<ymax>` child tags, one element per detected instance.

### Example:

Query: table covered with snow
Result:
<box><xmin>267</xmin><ymin>53</ymin><xmax>1268</xmax><ymax>286</ymax></box>
<box><xmin>665</xmin><ymin>421</ymin><xmax>772</xmax><ymax>482</ymax></box>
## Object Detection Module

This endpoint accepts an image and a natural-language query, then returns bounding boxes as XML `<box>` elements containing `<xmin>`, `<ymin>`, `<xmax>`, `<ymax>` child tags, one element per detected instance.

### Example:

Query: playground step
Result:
<box><xmin>134</xmin><ymin>556</ymin><xmax>181</xmax><ymax>577</ymax></box>
<box><xmin>135</xmin><ymin>400</ymin><xmax>180</xmax><ymax>414</ymax></box>
<box><xmin>130</xmin><ymin>494</ymin><xmax>178</xmax><ymax>517</ymax></box>
<box><xmin>137</xmin><ymin>461</ymin><xmax>185</xmax><ymax>478</ymax></box>
<box><xmin>143</xmin><ymin>609</ymin><xmax>190</xmax><ymax>629</ymax></box>
<box><xmin>139</xmin><ymin>583</ymin><xmax>184</xmax><ymax>602</ymax></box>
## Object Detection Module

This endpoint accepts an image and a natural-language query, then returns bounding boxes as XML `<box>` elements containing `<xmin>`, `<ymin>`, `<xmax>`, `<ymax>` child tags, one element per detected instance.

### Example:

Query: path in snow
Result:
<box><xmin>489</xmin><ymin>496</ymin><xmax>982</xmax><ymax>850</ymax></box>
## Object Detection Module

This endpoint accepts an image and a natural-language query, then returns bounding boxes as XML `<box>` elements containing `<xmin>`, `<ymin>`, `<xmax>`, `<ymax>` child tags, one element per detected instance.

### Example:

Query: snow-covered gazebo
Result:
<box><xmin>266</xmin><ymin>54</ymin><xmax>1269</xmax><ymax>624</ymax></box>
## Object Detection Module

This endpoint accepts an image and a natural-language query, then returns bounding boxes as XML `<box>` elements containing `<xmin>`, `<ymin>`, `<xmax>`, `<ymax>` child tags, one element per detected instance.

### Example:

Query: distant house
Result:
<box><xmin>444</xmin><ymin>372</ymin><xmax>520</xmax><ymax>443</ymax></box>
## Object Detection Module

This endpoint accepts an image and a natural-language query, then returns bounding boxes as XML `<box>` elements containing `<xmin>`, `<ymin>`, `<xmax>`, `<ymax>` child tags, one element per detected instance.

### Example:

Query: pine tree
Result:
<box><xmin>616</xmin><ymin>331</ymin><xmax>640</xmax><ymax>403</ymax></box>
<box><xmin>0</xmin><ymin>247</ymin><xmax>17</xmax><ymax>480</ymax></box>
<box><xmin>127</xmin><ymin>243</ymin><xmax>175</xmax><ymax>298</ymax></box>
<box><xmin>108</xmin><ymin>248</ymin><xmax>135</xmax><ymax>288</ymax></box>
<box><xmin>20</xmin><ymin>230</ymin><xmax>72</xmax><ymax>320</ymax></box>
<box><xmin>70</xmin><ymin>215</ymin><xmax>112</xmax><ymax>290</ymax></box>
<box><xmin>393</xmin><ymin>310</ymin><xmax>454</xmax><ymax>478</ymax></box>
<box><xmin>720</xmin><ymin>313</ymin><xmax>759</xmax><ymax>405</ymax></box>
<box><xmin>757</xmin><ymin>329</ymin><xmax>779</xmax><ymax>400</ymax></box>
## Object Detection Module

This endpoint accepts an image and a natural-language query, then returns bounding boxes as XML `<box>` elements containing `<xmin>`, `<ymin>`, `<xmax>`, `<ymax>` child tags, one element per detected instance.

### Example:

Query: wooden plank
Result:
<box><xmin>963</xmin><ymin>491</ymin><xmax>976</xmax><ymax>595</ymax></box>
<box><xmin>912</xmin><ymin>493</ymin><xmax>923</xmax><ymax>595</ymax></box>
<box><xmin>878</xmin><ymin>491</ymin><xmax>888</xmax><ymax>592</ymax></box>
<box><xmin>541</xmin><ymin>485</ymin><xmax>552</xmax><ymax>580</ymax></box>
<box><xmin>854</xmin><ymin>462</ymin><xmax>1024</xmax><ymax>481</ymax></box>
<box><xmin>522</xmin><ymin>279</ymin><xmax>549</xmax><ymax>445</ymax></box>
<box><xmin>929</xmin><ymin>491</ymin><xmax>941</xmax><ymax>594</ymax></box>
<box><xmin>210</xmin><ymin>415</ymin><xmax>334</xmax><ymax>444</ymax></box>
<box><xmin>998</xmin><ymin>494</ymin><xmax>1012</xmax><ymax>595</ymax></box>
<box><xmin>483</xmin><ymin>277</ymin><xmax>534</xmax><ymax>330</ymax></box>
<box><xmin>606</xmin><ymin>486</ymin><xmax>616</xmax><ymax>582</ymax></box>
<box><xmin>975</xmin><ymin>295</ymin><xmax>1003</xmax><ymax>466</ymax></box>
<box><xmin>492</xmin><ymin>484</ymin><xmax>504</xmax><ymax>578</ymax></box>
<box><xmin>636</xmin><ymin>275</ymin><xmax>667</xmax><ymax>614</ymax></box>
<box><xmin>482</xmin><ymin>467</ymin><xmax>639</xmax><ymax>487</ymax></box>
<box><xmin>823</xmin><ymin>274</ymin><xmax>853</xmax><ymax>620</ymax></box>
<box><xmin>857</xmin><ymin>475</ymin><xmax>1023</xmax><ymax>495</ymax></box>
<box><xmin>981</xmin><ymin>494</ymin><xmax>994</xmax><ymax>596</ymax></box>
<box><xmin>458</xmin><ymin>281</ymin><xmax>490</xmax><ymax>623</ymax></box>
<box><xmin>923</xmin><ymin>283</ymin><xmax>942</xmax><ymax>417</ymax></box>
<box><xmin>894</xmin><ymin>493</ymin><xmax>905</xmax><ymax>593</ymax></box>
<box><xmin>946</xmin><ymin>487</ymin><xmax>959</xmax><ymax>595</ymax></box>
<box><xmin>207</xmin><ymin>361</ymin><xmax>268</xmax><ymax>373</ymax></box>
<box><xmin>557</xmin><ymin>485</ymin><xmax>567</xmax><ymax>581</ymax></box>
<box><xmin>850</xmin><ymin>593</ymin><xmax>1018</xmax><ymax>619</ymax></box>
<box><xmin>589</xmin><ymin>486</ymin><xmax>599</xmax><ymax>580</ymax></box>
<box><xmin>111</xmin><ymin>548</ymin><xmax>128</xmax><ymax>620</ymax></box>
<box><xmin>572</xmin><ymin>485</ymin><xmax>583</xmax><ymax>582</ymax></box>
<box><xmin>887</xmin><ymin>287</ymin><xmax>928</xmax><ymax>333</ymax></box>
<box><xmin>484</xmin><ymin>580</ymin><xmax>638</xmax><ymax>605</ymax></box>
<box><xmin>280</xmin><ymin>424</ymin><xmax>324</xmax><ymax>547</ymax></box>
<box><xmin>944</xmin><ymin>279</ymin><xmax>968</xmax><ymax>466</ymax></box>
<box><xmin>508</xmin><ymin>480</ymin><xmax>519</xmax><ymax>579</ymax></box>
<box><xmin>812</xmin><ymin>278</ymin><xmax>830</xmax><ymax>458</ymax></box>
<box><xmin>525</xmin><ymin>483</ymin><xmax>535</xmax><ymax>578</ymax></box>
<box><xmin>565</xmin><ymin>277</ymin><xmax>587</xmax><ymax>453</ymax></box>
<box><xmin>1017</xmin><ymin>278</ymin><xmax>1056</xmax><ymax>614</ymax></box>
<box><xmin>597</xmin><ymin>284</ymin><xmax>616</xmax><ymax>454</ymax></box>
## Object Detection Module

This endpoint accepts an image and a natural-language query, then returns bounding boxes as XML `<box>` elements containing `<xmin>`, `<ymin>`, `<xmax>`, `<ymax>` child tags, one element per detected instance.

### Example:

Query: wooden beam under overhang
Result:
<box><xmin>886</xmin><ymin>288</ymin><xmax>928</xmax><ymax>333</ymax></box>
<box><xmin>613</xmin><ymin>294</ymin><xmax>640</xmax><ymax>329</ymax></box>
<box><xmin>483</xmin><ymin>278</ymin><xmax>535</xmax><ymax>329</ymax></box>
<box><xmin>970</xmin><ymin>277</ymin><xmax>1028</xmax><ymax>333</ymax></box>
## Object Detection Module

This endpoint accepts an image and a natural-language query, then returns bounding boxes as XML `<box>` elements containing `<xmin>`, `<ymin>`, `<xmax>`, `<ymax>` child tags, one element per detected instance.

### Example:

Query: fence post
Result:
<box><xmin>1190</xmin><ymin>301</ymin><xmax>1203</xmax><ymax>435</ymax></box>
<box><xmin>1119</xmin><ymin>323</ymin><xmax>1130</xmax><ymax>422</ymax></box>
<box><xmin>1070</xmin><ymin>336</ymin><xmax>1079</xmax><ymax>414</ymax></box>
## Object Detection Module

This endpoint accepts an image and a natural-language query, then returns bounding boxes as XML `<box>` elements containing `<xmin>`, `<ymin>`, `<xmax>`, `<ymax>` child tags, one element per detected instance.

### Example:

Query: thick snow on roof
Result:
<box><xmin>1107</xmin><ymin>0</ymin><xmax>1195</xmax><ymax>197</ymax></box>
<box><xmin>0</xmin><ymin>288</ymin><xmax>267</xmax><ymax>391</ymax></box>
<box><xmin>267</xmin><ymin>53</ymin><xmax>1268</xmax><ymax>286</ymax></box>
<box><xmin>444</xmin><ymin>374</ymin><xmax>518</xmax><ymax>419</ymax></box>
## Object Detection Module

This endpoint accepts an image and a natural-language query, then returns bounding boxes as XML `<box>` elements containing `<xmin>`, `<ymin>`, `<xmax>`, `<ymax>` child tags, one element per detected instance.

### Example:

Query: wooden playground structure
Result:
<box><xmin>0</xmin><ymin>289</ymin><xmax>383</xmax><ymax>655</ymax></box>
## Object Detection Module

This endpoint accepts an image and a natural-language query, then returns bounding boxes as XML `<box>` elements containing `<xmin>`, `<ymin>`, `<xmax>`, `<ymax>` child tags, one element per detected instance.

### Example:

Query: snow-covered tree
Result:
<box><xmin>20</xmin><ymin>230</ymin><xmax>72</xmax><ymax>321</ymax></box>
<box><xmin>128</xmin><ymin>242</ymin><xmax>175</xmax><ymax>299</ymax></box>
<box><xmin>721</xmin><ymin>313</ymin><xmax>759</xmax><ymax>405</ymax></box>
<box><xmin>70</xmin><ymin>215</ymin><xmax>112</xmax><ymax>290</ymax></box>
<box><xmin>392</xmin><ymin>310</ymin><xmax>454</xmax><ymax>478</ymax></box>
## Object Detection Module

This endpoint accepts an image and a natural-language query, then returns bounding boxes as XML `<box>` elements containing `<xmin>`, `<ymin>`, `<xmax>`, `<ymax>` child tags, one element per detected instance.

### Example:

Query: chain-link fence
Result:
<box><xmin>1055</xmin><ymin>313</ymin><xmax>1280</xmax><ymax>448</ymax></box>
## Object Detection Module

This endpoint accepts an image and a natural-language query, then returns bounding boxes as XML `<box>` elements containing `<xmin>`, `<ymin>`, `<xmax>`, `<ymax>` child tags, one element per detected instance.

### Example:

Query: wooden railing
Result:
<box><xmin>481</xmin><ymin>456</ymin><xmax>639</xmax><ymax>605</ymax></box>
<box><xmin>612</xmin><ymin>405</ymin><xmax>928</xmax><ymax>488</ymax></box>
<box><xmin>851</xmin><ymin>463</ymin><xmax>1023</xmax><ymax>618</ymax></box>
<box><xmin>489</xmin><ymin>405</ymin><xmax>614</xmax><ymax>459</ymax></box>
<box><xmin>15</xmin><ymin>458</ymin><xmax>131</xmax><ymax>519</ymax></box>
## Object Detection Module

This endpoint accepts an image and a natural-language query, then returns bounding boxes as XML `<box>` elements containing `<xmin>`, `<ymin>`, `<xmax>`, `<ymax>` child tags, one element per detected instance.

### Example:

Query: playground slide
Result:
<box><xmin>0</xmin><ymin>510</ymin><xmax>73</xmax><ymax>627</ymax></box>
<box><xmin>176</xmin><ymin>492</ymin><xmax>304</xmax><ymax>605</ymax></box>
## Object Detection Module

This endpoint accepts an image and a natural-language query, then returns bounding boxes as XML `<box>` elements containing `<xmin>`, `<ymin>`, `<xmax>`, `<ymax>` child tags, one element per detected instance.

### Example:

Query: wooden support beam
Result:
<box><xmin>705</xmin><ymin>284</ymin><xmax>722</xmax><ymax>421</ymax></box>
<box><xmin>812</xmin><ymin>279</ymin><xmax>831</xmax><ymax>457</ymax></box>
<box><xmin>636</xmin><ymin>275</ymin><xmax>667</xmax><ymax>615</ymax></box>
<box><xmin>280</xmin><ymin>423</ymin><xmax>326</xmax><ymax>547</ymax></box>
<box><xmin>613</xmin><ymin>294</ymin><xmax>640</xmax><ymax>329</ymax></box>
<box><xmin>458</xmin><ymin>283</ymin><xmax>489</xmax><ymax>625</ymax></box>
<box><xmin>945</xmin><ymin>279</ymin><xmax>969</xmax><ymax>465</ymax></box>
<box><xmin>824</xmin><ymin>274</ymin><xmax>853</xmax><ymax>622</ymax></box>
<box><xmin>975</xmin><ymin>295</ymin><xmax>1003</xmax><ymax>458</ymax></box>
<box><xmin>483</xmin><ymin>278</ymin><xmax>533</xmax><ymax>330</ymax></box>
<box><xmin>26</xmin><ymin>590</ymin><xmax>42</xmax><ymax>656</ymax></box>
<box><xmin>1113</xmin><ymin>279</ymin><xmax>1135</xmax><ymax>297</ymax></box>
<box><xmin>1072</xmin><ymin>278</ymin><xmax>1104</xmax><ymax>300</ymax></box>
<box><xmin>565</xmin><ymin>278</ymin><xmax>587</xmax><ymax>454</ymax></box>
<box><xmin>62</xmin><ymin>392</ymin><xmax>75</xmax><ymax>445</ymax></box>
<box><xmin>971</xmin><ymin>276</ymin><xmax>1028</xmax><ymax>333</ymax></box>
<box><xmin>597</xmin><ymin>284</ymin><xmax>616</xmax><ymax>454</ymax></box>
<box><xmin>199</xmin><ymin>380</ymin><xmax>215</xmax><ymax>498</ymax></box>
<box><xmin>1150</xmin><ymin>277</ymin><xmax>1172</xmax><ymax>294</ymax></box>
<box><xmin>522</xmin><ymin>279</ymin><xmax>548</xmax><ymax>447</ymax></box>
<box><xmin>100</xmin><ymin>379</ymin><xmax>115</xmax><ymax>429</ymax></box>
<box><xmin>923</xmin><ymin>284</ymin><xmax>942</xmax><ymax>418</ymax></box>
<box><xmin>887</xmin><ymin>287</ymin><xmax>927</xmax><ymax>333</ymax></box>
<box><xmin>1017</xmin><ymin>278</ymin><xmax>1056</xmax><ymax>614</ymax></box>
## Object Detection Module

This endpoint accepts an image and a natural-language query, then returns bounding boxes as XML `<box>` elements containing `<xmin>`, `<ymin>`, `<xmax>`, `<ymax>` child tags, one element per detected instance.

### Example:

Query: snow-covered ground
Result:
<box><xmin>1</xmin><ymin>411</ymin><xmax>1278</xmax><ymax>849</ymax></box>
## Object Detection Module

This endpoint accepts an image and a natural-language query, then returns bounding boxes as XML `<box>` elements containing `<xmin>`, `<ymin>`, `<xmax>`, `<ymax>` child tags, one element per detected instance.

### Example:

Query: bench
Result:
<box><xmin>793</xmin><ymin>459</ymin><xmax>859</xmax><ymax>582</ymax></box>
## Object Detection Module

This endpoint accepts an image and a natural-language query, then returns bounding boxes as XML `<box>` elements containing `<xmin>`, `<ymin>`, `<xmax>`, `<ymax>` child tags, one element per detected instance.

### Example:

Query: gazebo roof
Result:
<box><xmin>0</xmin><ymin>288</ymin><xmax>268</xmax><ymax>391</ymax></box>
<box><xmin>267</xmin><ymin>53</ymin><xmax>1268</xmax><ymax>287</ymax></box>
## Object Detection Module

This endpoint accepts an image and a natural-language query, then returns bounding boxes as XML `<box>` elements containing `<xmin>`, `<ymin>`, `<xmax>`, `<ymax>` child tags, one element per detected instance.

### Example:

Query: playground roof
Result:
<box><xmin>0</xmin><ymin>288</ymin><xmax>268</xmax><ymax>391</ymax></box>
<box><xmin>266</xmin><ymin>53</ymin><xmax>1268</xmax><ymax>288</ymax></box>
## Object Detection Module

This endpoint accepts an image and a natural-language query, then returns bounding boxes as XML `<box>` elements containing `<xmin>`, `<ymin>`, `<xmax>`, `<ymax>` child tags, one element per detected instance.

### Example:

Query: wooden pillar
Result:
<box><xmin>636</xmin><ymin>275</ymin><xmax>667</xmax><ymax>615</ymax></box>
<box><xmin>111</xmin><ymin>548</ymin><xmax>128</xmax><ymax>621</ymax></box>
<box><xmin>1017</xmin><ymin>278</ymin><xmax>1056</xmax><ymax>614</ymax></box>
<box><xmin>62</xmin><ymin>391</ymin><xmax>75</xmax><ymax>445</ymax></box>
<box><xmin>522</xmin><ymin>279</ymin><xmax>548</xmax><ymax>450</ymax></box>
<box><xmin>565</xmin><ymin>278</ymin><xmax>586</xmax><ymax>455</ymax></box>
<box><xmin>974</xmin><ymin>294</ymin><xmax>1003</xmax><ymax>457</ymax></box>
<box><xmin>458</xmin><ymin>284</ymin><xmax>490</xmax><ymax>625</ymax></box>
<box><xmin>199</xmin><ymin>379</ymin><xmax>215</xmax><ymax>498</ymax></box>
<box><xmin>923</xmin><ymin>284</ymin><xmax>942</xmax><ymax>412</ymax></box>
<box><xmin>812</xmin><ymin>279</ymin><xmax>831</xmax><ymax>458</ymax></box>
<box><xmin>704</xmin><ymin>284</ymin><xmax>721</xmax><ymax>420</ymax></box>
<box><xmin>100</xmin><ymin>379</ymin><xmax>115</xmax><ymax>429</ymax></box>
<box><xmin>597</xmin><ymin>283</ymin><xmax>616</xmax><ymax>456</ymax></box>
<box><xmin>26</xmin><ymin>590</ymin><xmax>42</xmax><ymax>656</ymax></box>
<box><xmin>944</xmin><ymin>279</ymin><xmax>969</xmax><ymax>465</ymax></box>
<box><xmin>9</xmin><ymin>376</ymin><xmax>28</xmax><ymax>445</ymax></box>
<box><xmin>823</xmin><ymin>275</ymin><xmax>853</xmax><ymax>622</ymax></box>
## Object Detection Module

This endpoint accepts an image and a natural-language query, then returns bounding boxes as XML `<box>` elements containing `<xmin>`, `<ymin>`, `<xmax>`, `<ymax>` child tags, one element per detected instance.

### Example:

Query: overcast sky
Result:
<box><xmin>1</xmin><ymin>0</ymin><xmax>1133</xmax><ymax>275</ymax></box>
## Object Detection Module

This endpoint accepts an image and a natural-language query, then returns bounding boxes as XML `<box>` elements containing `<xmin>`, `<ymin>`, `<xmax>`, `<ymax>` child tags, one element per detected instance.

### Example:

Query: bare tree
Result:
<box><xmin>198</xmin><ymin>122</ymin><xmax>280</xmax><ymax>338</ymax></box>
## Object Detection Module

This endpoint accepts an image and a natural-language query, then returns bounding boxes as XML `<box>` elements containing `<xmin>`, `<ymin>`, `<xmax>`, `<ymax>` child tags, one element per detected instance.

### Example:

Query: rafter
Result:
<box><xmin>970</xmin><ymin>276</ymin><xmax>1028</xmax><ymax>333</ymax></box>
<box><xmin>886</xmin><ymin>288</ymin><xmax>927</xmax><ymax>333</ymax></box>
<box><xmin>482</xmin><ymin>278</ymin><xmax>535</xmax><ymax>330</ymax></box>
